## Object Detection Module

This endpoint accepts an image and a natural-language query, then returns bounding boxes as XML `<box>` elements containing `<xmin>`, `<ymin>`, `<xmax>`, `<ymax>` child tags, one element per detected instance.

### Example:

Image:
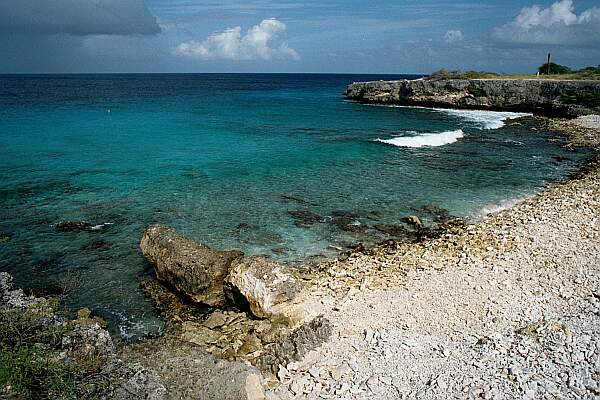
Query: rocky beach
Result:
<box><xmin>117</xmin><ymin>113</ymin><xmax>599</xmax><ymax>399</ymax></box>
<box><xmin>268</xmin><ymin>114</ymin><xmax>600</xmax><ymax>399</ymax></box>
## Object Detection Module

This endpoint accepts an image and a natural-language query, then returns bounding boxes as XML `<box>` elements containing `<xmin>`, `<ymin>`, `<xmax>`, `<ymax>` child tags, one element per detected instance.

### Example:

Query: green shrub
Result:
<box><xmin>0</xmin><ymin>346</ymin><xmax>76</xmax><ymax>399</ymax></box>
<box><xmin>564</xmin><ymin>88</ymin><xmax>600</xmax><ymax>108</ymax></box>
<box><xmin>539</xmin><ymin>62</ymin><xmax>571</xmax><ymax>75</ymax></box>
<box><xmin>0</xmin><ymin>301</ymin><xmax>78</xmax><ymax>399</ymax></box>
<box><xmin>467</xmin><ymin>84</ymin><xmax>486</xmax><ymax>97</ymax></box>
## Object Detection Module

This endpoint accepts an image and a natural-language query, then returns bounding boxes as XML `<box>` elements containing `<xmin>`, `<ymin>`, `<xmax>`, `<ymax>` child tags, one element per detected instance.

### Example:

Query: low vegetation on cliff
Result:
<box><xmin>427</xmin><ymin>63</ymin><xmax>600</xmax><ymax>81</ymax></box>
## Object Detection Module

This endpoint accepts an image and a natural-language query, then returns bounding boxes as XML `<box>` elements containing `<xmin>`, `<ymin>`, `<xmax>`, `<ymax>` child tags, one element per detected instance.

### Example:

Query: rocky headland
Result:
<box><xmin>345</xmin><ymin>78</ymin><xmax>600</xmax><ymax>117</ymax></box>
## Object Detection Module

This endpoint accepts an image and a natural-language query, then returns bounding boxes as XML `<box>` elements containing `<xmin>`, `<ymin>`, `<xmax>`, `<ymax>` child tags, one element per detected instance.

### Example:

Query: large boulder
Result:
<box><xmin>226</xmin><ymin>256</ymin><xmax>304</xmax><ymax>319</ymax></box>
<box><xmin>140</xmin><ymin>225</ymin><xmax>243</xmax><ymax>307</ymax></box>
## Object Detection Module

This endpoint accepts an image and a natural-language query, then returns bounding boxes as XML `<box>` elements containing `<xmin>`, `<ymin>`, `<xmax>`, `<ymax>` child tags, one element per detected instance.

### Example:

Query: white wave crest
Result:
<box><xmin>359</xmin><ymin>103</ymin><xmax>531</xmax><ymax>130</ymax></box>
<box><xmin>432</xmin><ymin>108</ymin><xmax>531</xmax><ymax>130</ymax></box>
<box><xmin>375</xmin><ymin>129</ymin><xmax>464</xmax><ymax>148</ymax></box>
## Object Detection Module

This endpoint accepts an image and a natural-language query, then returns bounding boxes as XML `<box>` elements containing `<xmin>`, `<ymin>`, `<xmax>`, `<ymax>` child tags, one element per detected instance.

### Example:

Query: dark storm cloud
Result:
<box><xmin>0</xmin><ymin>0</ymin><xmax>160</xmax><ymax>36</ymax></box>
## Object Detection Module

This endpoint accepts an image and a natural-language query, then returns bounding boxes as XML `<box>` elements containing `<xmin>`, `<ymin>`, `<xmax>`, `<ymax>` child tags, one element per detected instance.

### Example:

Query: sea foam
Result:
<box><xmin>376</xmin><ymin>129</ymin><xmax>464</xmax><ymax>148</ymax></box>
<box><xmin>361</xmin><ymin>103</ymin><xmax>531</xmax><ymax>130</ymax></box>
<box><xmin>431</xmin><ymin>108</ymin><xmax>532</xmax><ymax>130</ymax></box>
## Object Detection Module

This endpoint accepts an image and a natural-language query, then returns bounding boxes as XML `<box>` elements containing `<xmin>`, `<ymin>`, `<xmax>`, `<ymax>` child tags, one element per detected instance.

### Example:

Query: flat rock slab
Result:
<box><xmin>121</xmin><ymin>338</ymin><xmax>268</xmax><ymax>400</ymax></box>
<box><xmin>140</xmin><ymin>224</ymin><xmax>243</xmax><ymax>307</ymax></box>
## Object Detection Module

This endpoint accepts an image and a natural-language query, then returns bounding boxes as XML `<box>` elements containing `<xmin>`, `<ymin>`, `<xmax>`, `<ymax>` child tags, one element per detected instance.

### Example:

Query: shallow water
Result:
<box><xmin>0</xmin><ymin>74</ymin><xmax>588</xmax><ymax>339</ymax></box>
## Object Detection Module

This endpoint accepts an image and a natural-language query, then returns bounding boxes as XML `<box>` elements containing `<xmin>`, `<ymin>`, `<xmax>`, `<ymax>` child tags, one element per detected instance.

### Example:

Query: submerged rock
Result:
<box><xmin>287</xmin><ymin>209</ymin><xmax>323</xmax><ymax>227</ymax></box>
<box><xmin>374</xmin><ymin>224</ymin><xmax>416</xmax><ymax>240</ymax></box>
<box><xmin>140</xmin><ymin>224</ymin><xmax>243</xmax><ymax>307</ymax></box>
<box><xmin>281</xmin><ymin>194</ymin><xmax>314</xmax><ymax>205</ymax></box>
<box><xmin>236</xmin><ymin>223</ymin><xmax>258</xmax><ymax>232</ymax></box>
<box><xmin>226</xmin><ymin>256</ymin><xmax>304</xmax><ymax>319</ymax></box>
<box><xmin>56</xmin><ymin>220</ymin><xmax>93</xmax><ymax>232</ymax></box>
<box><xmin>331</xmin><ymin>214</ymin><xmax>368</xmax><ymax>234</ymax></box>
<box><xmin>331</xmin><ymin>210</ymin><xmax>359</xmax><ymax>219</ymax></box>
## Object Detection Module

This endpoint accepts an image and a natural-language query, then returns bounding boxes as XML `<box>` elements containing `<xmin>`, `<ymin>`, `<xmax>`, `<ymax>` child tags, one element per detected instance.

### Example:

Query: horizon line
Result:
<box><xmin>0</xmin><ymin>71</ymin><xmax>426</xmax><ymax>76</ymax></box>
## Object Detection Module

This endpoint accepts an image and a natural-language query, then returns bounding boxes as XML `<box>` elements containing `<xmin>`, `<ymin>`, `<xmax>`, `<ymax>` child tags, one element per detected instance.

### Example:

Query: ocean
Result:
<box><xmin>0</xmin><ymin>73</ymin><xmax>588</xmax><ymax>340</ymax></box>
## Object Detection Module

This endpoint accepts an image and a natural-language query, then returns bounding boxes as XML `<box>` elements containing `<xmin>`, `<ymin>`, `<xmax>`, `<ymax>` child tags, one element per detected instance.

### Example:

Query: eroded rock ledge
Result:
<box><xmin>345</xmin><ymin>79</ymin><xmax>600</xmax><ymax>117</ymax></box>
<box><xmin>138</xmin><ymin>224</ymin><xmax>334</xmax><ymax>377</ymax></box>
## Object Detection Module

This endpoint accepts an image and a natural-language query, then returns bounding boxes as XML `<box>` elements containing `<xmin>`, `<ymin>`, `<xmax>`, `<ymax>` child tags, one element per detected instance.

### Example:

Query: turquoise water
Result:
<box><xmin>0</xmin><ymin>74</ymin><xmax>587</xmax><ymax>339</ymax></box>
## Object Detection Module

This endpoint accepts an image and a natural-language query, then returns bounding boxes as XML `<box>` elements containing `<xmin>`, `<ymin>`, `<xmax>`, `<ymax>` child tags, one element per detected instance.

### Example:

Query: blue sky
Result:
<box><xmin>0</xmin><ymin>0</ymin><xmax>598</xmax><ymax>73</ymax></box>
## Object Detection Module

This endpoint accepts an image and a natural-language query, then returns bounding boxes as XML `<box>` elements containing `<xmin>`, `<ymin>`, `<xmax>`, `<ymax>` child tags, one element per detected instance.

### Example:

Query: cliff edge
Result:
<box><xmin>345</xmin><ymin>79</ymin><xmax>600</xmax><ymax>117</ymax></box>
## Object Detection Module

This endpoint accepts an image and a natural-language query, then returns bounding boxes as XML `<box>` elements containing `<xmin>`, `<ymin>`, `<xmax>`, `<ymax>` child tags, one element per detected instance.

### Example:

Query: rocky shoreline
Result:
<box><xmin>116</xmin><ymin>115</ymin><xmax>599</xmax><ymax>399</ymax></box>
<box><xmin>2</xmin><ymin>113</ymin><xmax>599</xmax><ymax>399</ymax></box>
<box><xmin>266</xmin><ymin>116</ymin><xmax>600</xmax><ymax>399</ymax></box>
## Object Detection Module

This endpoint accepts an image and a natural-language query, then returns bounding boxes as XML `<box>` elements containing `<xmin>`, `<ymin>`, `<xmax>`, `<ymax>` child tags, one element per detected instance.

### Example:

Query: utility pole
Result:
<box><xmin>547</xmin><ymin>53</ymin><xmax>551</xmax><ymax>75</ymax></box>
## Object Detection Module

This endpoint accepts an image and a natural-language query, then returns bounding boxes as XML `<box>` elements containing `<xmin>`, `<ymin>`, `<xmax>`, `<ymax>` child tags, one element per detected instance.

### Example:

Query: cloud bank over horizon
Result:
<box><xmin>0</xmin><ymin>0</ymin><xmax>160</xmax><ymax>36</ymax></box>
<box><xmin>174</xmin><ymin>19</ymin><xmax>299</xmax><ymax>61</ymax></box>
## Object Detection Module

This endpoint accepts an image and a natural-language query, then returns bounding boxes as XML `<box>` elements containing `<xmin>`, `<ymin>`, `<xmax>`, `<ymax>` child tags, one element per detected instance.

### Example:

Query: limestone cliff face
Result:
<box><xmin>345</xmin><ymin>79</ymin><xmax>600</xmax><ymax>117</ymax></box>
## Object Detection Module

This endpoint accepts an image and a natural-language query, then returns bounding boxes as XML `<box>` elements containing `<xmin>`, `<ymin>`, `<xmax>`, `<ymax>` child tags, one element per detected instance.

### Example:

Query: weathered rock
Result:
<box><xmin>121</xmin><ymin>337</ymin><xmax>268</xmax><ymax>400</ymax></box>
<box><xmin>111</xmin><ymin>362</ymin><xmax>167</xmax><ymax>400</ymax></box>
<box><xmin>345</xmin><ymin>79</ymin><xmax>600</xmax><ymax>117</ymax></box>
<box><xmin>226</xmin><ymin>256</ymin><xmax>304</xmax><ymax>319</ymax></box>
<box><xmin>203</xmin><ymin>311</ymin><xmax>228</xmax><ymax>329</ymax></box>
<box><xmin>255</xmin><ymin>316</ymin><xmax>333</xmax><ymax>374</ymax></box>
<box><xmin>0</xmin><ymin>272</ymin><xmax>12</xmax><ymax>296</ymax></box>
<box><xmin>402</xmin><ymin>215</ymin><xmax>424</xmax><ymax>228</ymax></box>
<box><xmin>140</xmin><ymin>225</ymin><xmax>243</xmax><ymax>307</ymax></box>
<box><xmin>61</xmin><ymin>318</ymin><xmax>116</xmax><ymax>363</ymax></box>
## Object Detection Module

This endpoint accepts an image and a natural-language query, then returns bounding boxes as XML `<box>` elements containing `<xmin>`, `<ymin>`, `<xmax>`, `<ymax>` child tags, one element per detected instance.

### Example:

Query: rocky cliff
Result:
<box><xmin>345</xmin><ymin>79</ymin><xmax>600</xmax><ymax>117</ymax></box>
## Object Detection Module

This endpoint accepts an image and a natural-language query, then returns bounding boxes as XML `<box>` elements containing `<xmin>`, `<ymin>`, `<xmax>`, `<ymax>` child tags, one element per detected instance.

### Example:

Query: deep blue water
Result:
<box><xmin>0</xmin><ymin>74</ymin><xmax>587</xmax><ymax>339</ymax></box>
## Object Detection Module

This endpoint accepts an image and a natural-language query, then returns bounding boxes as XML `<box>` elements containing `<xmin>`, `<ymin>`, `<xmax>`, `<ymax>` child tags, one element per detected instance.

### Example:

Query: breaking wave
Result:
<box><xmin>375</xmin><ymin>129</ymin><xmax>464</xmax><ymax>148</ymax></box>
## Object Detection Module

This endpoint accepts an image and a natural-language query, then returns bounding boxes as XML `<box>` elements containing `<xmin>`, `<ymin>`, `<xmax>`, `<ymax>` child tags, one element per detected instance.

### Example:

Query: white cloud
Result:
<box><xmin>174</xmin><ymin>18</ymin><xmax>299</xmax><ymax>61</ymax></box>
<box><xmin>493</xmin><ymin>0</ymin><xmax>600</xmax><ymax>46</ymax></box>
<box><xmin>444</xmin><ymin>30</ymin><xmax>464</xmax><ymax>43</ymax></box>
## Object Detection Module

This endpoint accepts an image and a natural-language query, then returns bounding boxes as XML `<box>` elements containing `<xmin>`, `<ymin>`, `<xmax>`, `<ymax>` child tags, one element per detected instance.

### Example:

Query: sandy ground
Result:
<box><xmin>270</xmin><ymin>117</ymin><xmax>600</xmax><ymax>400</ymax></box>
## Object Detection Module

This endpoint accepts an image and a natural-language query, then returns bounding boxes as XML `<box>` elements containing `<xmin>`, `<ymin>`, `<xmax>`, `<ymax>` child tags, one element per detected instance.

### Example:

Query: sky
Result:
<box><xmin>0</xmin><ymin>0</ymin><xmax>599</xmax><ymax>74</ymax></box>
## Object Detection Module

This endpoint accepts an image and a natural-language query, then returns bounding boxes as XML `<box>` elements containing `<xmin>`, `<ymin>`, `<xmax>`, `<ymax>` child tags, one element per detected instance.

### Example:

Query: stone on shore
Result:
<box><xmin>140</xmin><ymin>224</ymin><xmax>243</xmax><ymax>307</ymax></box>
<box><xmin>226</xmin><ymin>256</ymin><xmax>304</xmax><ymax>319</ymax></box>
<box><xmin>402</xmin><ymin>215</ymin><xmax>423</xmax><ymax>228</ymax></box>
